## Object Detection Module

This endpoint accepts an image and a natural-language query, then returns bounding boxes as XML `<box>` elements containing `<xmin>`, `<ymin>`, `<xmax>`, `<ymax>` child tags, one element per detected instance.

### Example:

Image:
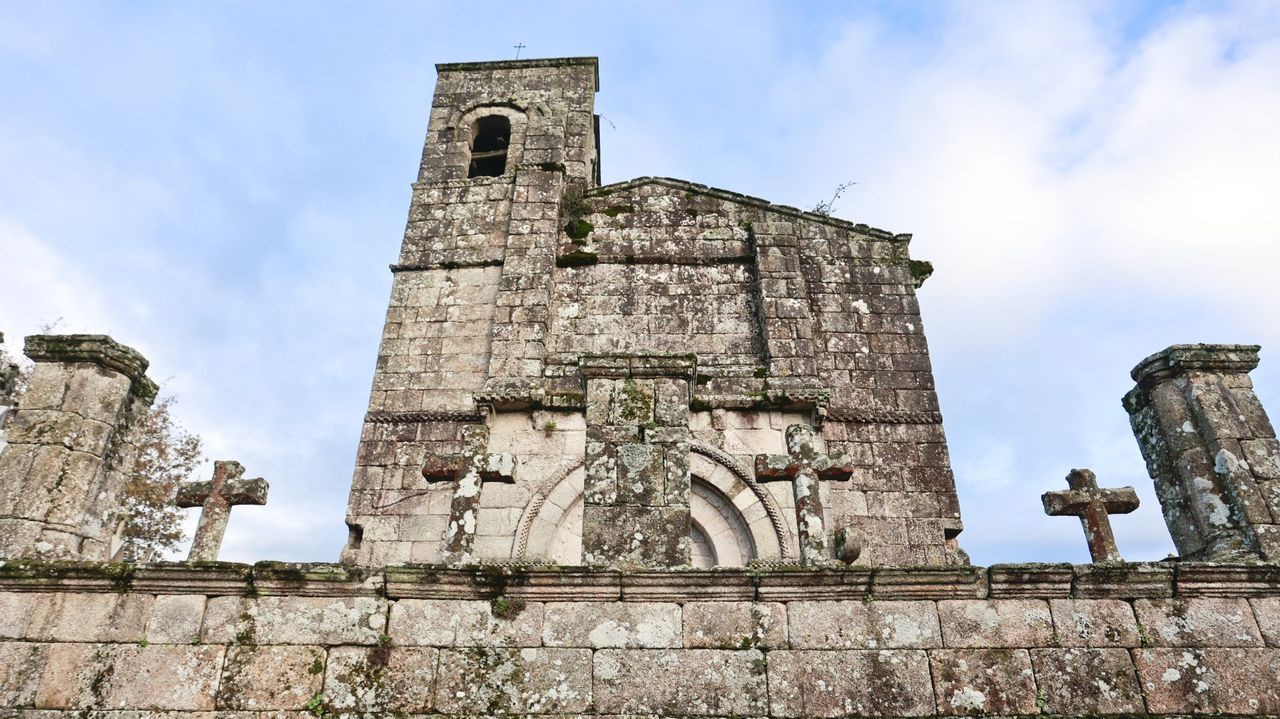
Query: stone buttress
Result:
<box><xmin>341</xmin><ymin>57</ymin><xmax>966</xmax><ymax>568</ymax></box>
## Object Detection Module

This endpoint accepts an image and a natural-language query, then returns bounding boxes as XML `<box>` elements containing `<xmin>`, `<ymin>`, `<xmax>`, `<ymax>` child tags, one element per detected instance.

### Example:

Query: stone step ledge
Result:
<box><xmin>3</xmin><ymin>559</ymin><xmax>1277</xmax><ymax>600</ymax></box>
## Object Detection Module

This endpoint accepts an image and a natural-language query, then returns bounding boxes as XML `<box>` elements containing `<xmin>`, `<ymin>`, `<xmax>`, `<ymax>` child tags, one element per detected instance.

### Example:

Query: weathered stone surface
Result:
<box><xmin>929</xmin><ymin>648</ymin><xmax>1036</xmax><ymax>716</ymax></box>
<box><xmin>683</xmin><ymin>601</ymin><xmax>786</xmax><ymax>649</ymax></box>
<box><xmin>1251</xmin><ymin>597</ymin><xmax>1280</xmax><ymax>646</ymax></box>
<box><xmin>176</xmin><ymin>460</ymin><xmax>269</xmax><ymax>562</ymax></box>
<box><xmin>768</xmin><ymin>649</ymin><xmax>933</xmax><ymax>717</ymax></box>
<box><xmin>1041</xmin><ymin>468</ymin><xmax>1139</xmax><ymax>562</ymax></box>
<box><xmin>0</xmin><ymin>592</ymin><xmax>36</xmax><ymax>639</ymax></box>
<box><xmin>203</xmin><ymin>595</ymin><xmax>386</xmax><ymax>645</ymax></box>
<box><xmin>0</xmin><ymin>334</ymin><xmax>156</xmax><ymax>561</ymax></box>
<box><xmin>217</xmin><ymin>645</ymin><xmax>324</xmax><ymax>710</ymax></box>
<box><xmin>1134</xmin><ymin>597</ymin><xmax>1263</xmax><ymax>646</ymax></box>
<box><xmin>1135</xmin><ymin>647</ymin><xmax>1280</xmax><ymax>714</ymax></box>
<box><xmin>323</xmin><ymin>645</ymin><xmax>439</xmax><ymax>715</ymax></box>
<box><xmin>582</xmin><ymin>504</ymin><xmax>690</xmax><ymax>567</ymax></box>
<box><xmin>434</xmin><ymin>647</ymin><xmax>591</xmax><ymax>714</ymax></box>
<box><xmin>36</xmin><ymin>643</ymin><xmax>224</xmax><ymax>710</ymax></box>
<box><xmin>145</xmin><ymin>594</ymin><xmax>206</xmax><ymax>644</ymax></box>
<box><xmin>0</xmin><ymin>642</ymin><xmax>45</xmax><ymax>707</ymax></box>
<box><xmin>389</xmin><ymin>598</ymin><xmax>542</xmax><ymax>646</ymax></box>
<box><xmin>755</xmin><ymin>424</ymin><xmax>855</xmax><ymax>565</ymax></box>
<box><xmin>595</xmin><ymin>648</ymin><xmax>767</xmax><ymax>715</ymax></box>
<box><xmin>789</xmin><ymin>599</ymin><xmax>941</xmax><ymax>649</ymax></box>
<box><xmin>543</xmin><ymin>601</ymin><xmax>679</xmax><ymax>647</ymax></box>
<box><xmin>1049</xmin><ymin>598</ymin><xmax>1141</xmax><ymax>647</ymax></box>
<box><xmin>1125</xmin><ymin>344</ymin><xmax>1280</xmax><ymax>562</ymax></box>
<box><xmin>1032</xmin><ymin>647</ymin><xmax>1145</xmax><ymax>715</ymax></box>
<box><xmin>26</xmin><ymin>592</ymin><xmax>152</xmax><ymax>643</ymax></box>
<box><xmin>937</xmin><ymin>599</ymin><xmax>1054</xmax><ymax>648</ymax></box>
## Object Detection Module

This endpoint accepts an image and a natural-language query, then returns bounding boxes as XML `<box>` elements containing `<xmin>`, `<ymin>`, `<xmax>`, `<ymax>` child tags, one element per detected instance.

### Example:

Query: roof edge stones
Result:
<box><xmin>591</xmin><ymin>176</ymin><xmax>911</xmax><ymax>244</ymax></box>
<box><xmin>436</xmin><ymin>56</ymin><xmax>600</xmax><ymax>91</ymax></box>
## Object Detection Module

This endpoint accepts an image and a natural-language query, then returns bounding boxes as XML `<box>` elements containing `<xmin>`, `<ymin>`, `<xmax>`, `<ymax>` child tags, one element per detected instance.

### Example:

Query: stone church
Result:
<box><xmin>340</xmin><ymin>56</ymin><xmax>962</xmax><ymax>571</ymax></box>
<box><xmin>2</xmin><ymin>56</ymin><xmax>1280</xmax><ymax>717</ymax></box>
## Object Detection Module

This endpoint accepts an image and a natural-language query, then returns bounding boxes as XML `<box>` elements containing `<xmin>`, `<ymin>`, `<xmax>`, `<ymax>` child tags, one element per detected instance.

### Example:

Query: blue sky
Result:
<box><xmin>2</xmin><ymin>1</ymin><xmax>1278</xmax><ymax>565</ymax></box>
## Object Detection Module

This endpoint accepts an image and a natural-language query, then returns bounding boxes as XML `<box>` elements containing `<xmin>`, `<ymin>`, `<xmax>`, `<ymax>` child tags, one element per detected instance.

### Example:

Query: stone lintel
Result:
<box><xmin>579</xmin><ymin>353</ymin><xmax>696</xmax><ymax>380</ymax></box>
<box><xmin>24</xmin><ymin>333</ymin><xmax>159</xmax><ymax>402</ymax></box>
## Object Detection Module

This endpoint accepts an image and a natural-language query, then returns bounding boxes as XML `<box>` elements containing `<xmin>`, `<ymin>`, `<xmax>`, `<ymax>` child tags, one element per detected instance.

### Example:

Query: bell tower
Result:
<box><xmin>342</xmin><ymin>58</ymin><xmax>599</xmax><ymax>564</ymax></box>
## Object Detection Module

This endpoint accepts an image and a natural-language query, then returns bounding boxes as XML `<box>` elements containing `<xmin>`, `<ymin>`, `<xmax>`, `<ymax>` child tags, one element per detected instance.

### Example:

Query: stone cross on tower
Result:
<box><xmin>1041</xmin><ymin>468</ymin><xmax>1139</xmax><ymax>563</ymax></box>
<box><xmin>421</xmin><ymin>424</ymin><xmax>516</xmax><ymax>564</ymax></box>
<box><xmin>755</xmin><ymin>424</ymin><xmax>855</xmax><ymax>565</ymax></box>
<box><xmin>176</xmin><ymin>460</ymin><xmax>269</xmax><ymax>562</ymax></box>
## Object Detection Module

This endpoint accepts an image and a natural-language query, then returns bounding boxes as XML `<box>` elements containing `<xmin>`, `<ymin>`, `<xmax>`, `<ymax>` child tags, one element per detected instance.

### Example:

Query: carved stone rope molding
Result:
<box><xmin>512</xmin><ymin>460</ymin><xmax>585</xmax><ymax>559</ymax></box>
<box><xmin>365</xmin><ymin>409</ymin><xmax>488</xmax><ymax>424</ymax></box>
<box><xmin>824</xmin><ymin>409</ymin><xmax>943</xmax><ymax>425</ymax></box>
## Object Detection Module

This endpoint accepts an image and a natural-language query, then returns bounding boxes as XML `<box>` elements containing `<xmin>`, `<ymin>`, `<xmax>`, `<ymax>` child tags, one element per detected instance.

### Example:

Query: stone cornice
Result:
<box><xmin>3</xmin><ymin>560</ymin><xmax>1276</xmax><ymax>601</ymax></box>
<box><xmin>436</xmin><ymin>56</ymin><xmax>600</xmax><ymax>90</ymax></box>
<box><xmin>1130</xmin><ymin>343</ymin><xmax>1261</xmax><ymax>386</ymax></box>
<box><xmin>24</xmin><ymin>334</ymin><xmax>158</xmax><ymax>403</ymax></box>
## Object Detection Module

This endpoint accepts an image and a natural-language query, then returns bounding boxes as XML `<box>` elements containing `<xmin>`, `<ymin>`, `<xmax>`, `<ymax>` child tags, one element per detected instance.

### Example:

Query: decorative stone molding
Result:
<box><xmin>825</xmin><ymin>408</ymin><xmax>944</xmax><ymax>425</ymax></box>
<box><xmin>16</xmin><ymin>560</ymin><xmax>1268</xmax><ymax>601</ymax></box>
<box><xmin>364</xmin><ymin>409</ymin><xmax>487</xmax><ymax>424</ymax></box>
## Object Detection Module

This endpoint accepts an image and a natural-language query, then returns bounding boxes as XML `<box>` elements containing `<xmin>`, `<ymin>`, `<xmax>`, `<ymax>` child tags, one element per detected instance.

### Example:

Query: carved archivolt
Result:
<box><xmin>688</xmin><ymin>442</ymin><xmax>793</xmax><ymax>561</ymax></box>
<box><xmin>512</xmin><ymin>443</ymin><xmax>792</xmax><ymax>565</ymax></box>
<box><xmin>512</xmin><ymin>460</ymin><xmax>584</xmax><ymax>561</ymax></box>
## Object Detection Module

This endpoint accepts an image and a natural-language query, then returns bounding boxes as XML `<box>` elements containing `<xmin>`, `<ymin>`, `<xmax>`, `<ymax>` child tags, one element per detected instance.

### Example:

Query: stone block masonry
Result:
<box><xmin>342</xmin><ymin>56</ymin><xmax>965</xmax><ymax>568</ymax></box>
<box><xmin>0</xmin><ymin>335</ymin><xmax>157</xmax><ymax>561</ymax></box>
<box><xmin>1126</xmin><ymin>344</ymin><xmax>1280</xmax><ymax>561</ymax></box>
<box><xmin>3</xmin><ymin>560</ymin><xmax>1280</xmax><ymax>717</ymax></box>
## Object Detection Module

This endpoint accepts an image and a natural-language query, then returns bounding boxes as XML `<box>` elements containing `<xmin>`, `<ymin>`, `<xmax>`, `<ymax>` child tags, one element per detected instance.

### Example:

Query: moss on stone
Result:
<box><xmin>602</xmin><ymin>204</ymin><xmax>634</xmax><ymax>217</ymax></box>
<box><xmin>908</xmin><ymin>259</ymin><xmax>934</xmax><ymax>288</ymax></box>
<box><xmin>556</xmin><ymin>250</ymin><xmax>598</xmax><ymax>267</ymax></box>
<box><xmin>490</xmin><ymin>595</ymin><xmax>528</xmax><ymax>619</ymax></box>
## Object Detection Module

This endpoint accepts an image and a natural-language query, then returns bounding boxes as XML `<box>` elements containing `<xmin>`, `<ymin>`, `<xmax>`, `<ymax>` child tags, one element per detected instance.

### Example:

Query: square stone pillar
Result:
<box><xmin>0</xmin><ymin>335</ymin><xmax>157</xmax><ymax>560</ymax></box>
<box><xmin>581</xmin><ymin>354</ymin><xmax>694</xmax><ymax>567</ymax></box>
<box><xmin>1124</xmin><ymin>344</ymin><xmax>1280</xmax><ymax>561</ymax></box>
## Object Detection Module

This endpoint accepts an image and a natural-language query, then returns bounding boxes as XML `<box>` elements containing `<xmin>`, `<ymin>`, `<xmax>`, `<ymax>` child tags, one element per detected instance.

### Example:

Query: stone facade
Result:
<box><xmin>342</xmin><ymin>56</ymin><xmax>964</xmax><ymax>569</ymax></box>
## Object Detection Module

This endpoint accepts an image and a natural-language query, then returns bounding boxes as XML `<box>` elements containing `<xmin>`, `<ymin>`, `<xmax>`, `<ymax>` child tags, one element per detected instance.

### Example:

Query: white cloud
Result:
<box><xmin>0</xmin><ymin>221</ymin><xmax>114</xmax><ymax>338</ymax></box>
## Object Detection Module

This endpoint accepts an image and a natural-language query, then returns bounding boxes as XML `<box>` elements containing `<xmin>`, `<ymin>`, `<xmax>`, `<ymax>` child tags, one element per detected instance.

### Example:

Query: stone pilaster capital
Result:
<box><xmin>1130</xmin><ymin>343</ymin><xmax>1261</xmax><ymax>387</ymax></box>
<box><xmin>24</xmin><ymin>334</ymin><xmax>158</xmax><ymax>403</ymax></box>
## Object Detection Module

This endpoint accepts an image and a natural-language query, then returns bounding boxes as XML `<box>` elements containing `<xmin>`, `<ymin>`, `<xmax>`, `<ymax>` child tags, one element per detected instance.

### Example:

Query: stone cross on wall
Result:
<box><xmin>176</xmin><ymin>460</ymin><xmax>269</xmax><ymax>562</ymax></box>
<box><xmin>1041</xmin><ymin>468</ymin><xmax>1139</xmax><ymax>563</ymax></box>
<box><xmin>755</xmin><ymin>424</ymin><xmax>855</xmax><ymax>565</ymax></box>
<box><xmin>421</xmin><ymin>424</ymin><xmax>516</xmax><ymax>564</ymax></box>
